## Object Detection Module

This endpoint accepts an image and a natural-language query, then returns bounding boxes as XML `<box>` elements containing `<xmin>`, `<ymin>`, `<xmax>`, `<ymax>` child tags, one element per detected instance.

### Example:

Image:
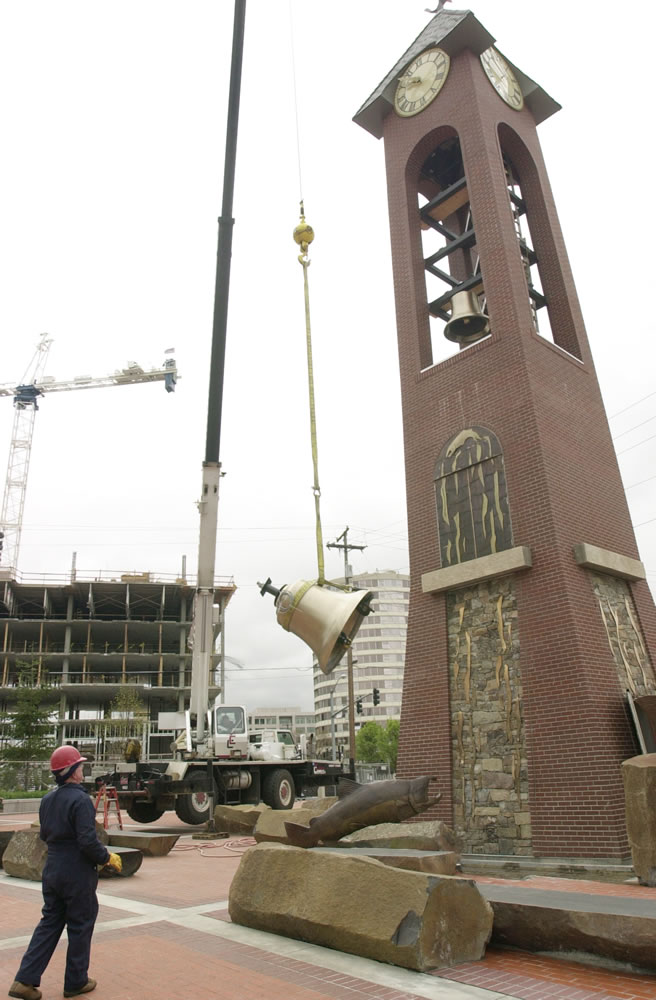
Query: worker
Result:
<box><xmin>216</xmin><ymin>713</ymin><xmax>234</xmax><ymax>734</ymax></box>
<box><xmin>8</xmin><ymin>746</ymin><xmax>123</xmax><ymax>1000</ymax></box>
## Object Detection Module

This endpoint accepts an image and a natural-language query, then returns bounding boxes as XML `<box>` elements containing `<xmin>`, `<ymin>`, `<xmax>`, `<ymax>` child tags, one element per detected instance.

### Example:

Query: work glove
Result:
<box><xmin>104</xmin><ymin>852</ymin><xmax>123</xmax><ymax>873</ymax></box>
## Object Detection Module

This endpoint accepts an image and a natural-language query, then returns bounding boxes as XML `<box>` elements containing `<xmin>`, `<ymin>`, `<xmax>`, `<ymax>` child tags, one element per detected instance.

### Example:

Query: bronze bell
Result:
<box><xmin>444</xmin><ymin>290</ymin><xmax>489</xmax><ymax>344</ymax></box>
<box><xmin>259</xmin><ymin>578</ymin><xmax>374</xmax><ymax>675</ymax></box>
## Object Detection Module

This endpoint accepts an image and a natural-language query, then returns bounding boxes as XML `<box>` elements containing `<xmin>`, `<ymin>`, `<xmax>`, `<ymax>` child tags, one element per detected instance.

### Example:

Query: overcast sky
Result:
<box><xmin>1</xmin><ymin>1</ymin><xmax>654</xmax><ymax>711</ymax></box>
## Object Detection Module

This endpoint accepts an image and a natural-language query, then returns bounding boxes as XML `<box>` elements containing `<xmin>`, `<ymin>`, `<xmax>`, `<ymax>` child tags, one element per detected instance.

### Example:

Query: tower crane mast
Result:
<box><xmin>0</xmin><ymin>337</ymin><xmax>177</xmax><ymax>573</ymax></box>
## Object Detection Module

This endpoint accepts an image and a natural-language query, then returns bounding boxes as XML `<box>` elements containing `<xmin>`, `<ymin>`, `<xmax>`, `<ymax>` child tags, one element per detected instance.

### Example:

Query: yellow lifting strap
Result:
<box><xmin>293</xmin><ymin>203</ymin><xmax>325</xmax><ymax>585</ymax></box>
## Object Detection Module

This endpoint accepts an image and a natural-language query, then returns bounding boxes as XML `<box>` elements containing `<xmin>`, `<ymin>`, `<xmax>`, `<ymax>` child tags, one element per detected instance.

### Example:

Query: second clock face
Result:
<box><xmin>480</xmin><ymin>47</ymin><xmax>524</xmax><ymax>111</ymax></box>
<box><xmin>394</xmin><ymin>47</ymin><xmax>450</xmax><ymax>117</ymax></box>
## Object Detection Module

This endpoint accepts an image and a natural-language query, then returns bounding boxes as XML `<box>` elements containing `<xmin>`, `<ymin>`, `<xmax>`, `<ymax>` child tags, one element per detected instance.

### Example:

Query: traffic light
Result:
<box><xmin>356</xmin><ymin>698</ymin><xmax>363</xmax><ymax>715</ymax></box>
<box><xmin>372</xmin><ymin>687</ymin><xmax>380</xmax><ymax>706</ymax></box>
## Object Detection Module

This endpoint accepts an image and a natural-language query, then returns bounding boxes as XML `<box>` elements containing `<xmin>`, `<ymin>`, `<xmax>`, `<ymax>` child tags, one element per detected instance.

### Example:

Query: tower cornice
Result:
<box><xmin>353</xmin><ymin>10</ymin><xmax>560</xmax><ymax>138</ymax></box>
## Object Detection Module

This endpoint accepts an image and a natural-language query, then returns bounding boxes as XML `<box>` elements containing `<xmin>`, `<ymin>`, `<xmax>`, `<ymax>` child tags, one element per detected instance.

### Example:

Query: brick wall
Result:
<box><xmin>384</xmin><ymin>47</ymin><xmax>656</xmax><ymax>857</ymax></box>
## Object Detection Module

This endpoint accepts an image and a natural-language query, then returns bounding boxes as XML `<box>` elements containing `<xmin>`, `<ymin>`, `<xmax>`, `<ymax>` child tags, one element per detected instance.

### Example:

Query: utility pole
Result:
<box><xmin>328</xmin><ymin>672</ymin><xmax>347</xmax><ymax>760</ymax></box>
<box><xmin>327</xmin><ymin>527</ymin><xmax>366</xmax><ymax>772</ymax></box>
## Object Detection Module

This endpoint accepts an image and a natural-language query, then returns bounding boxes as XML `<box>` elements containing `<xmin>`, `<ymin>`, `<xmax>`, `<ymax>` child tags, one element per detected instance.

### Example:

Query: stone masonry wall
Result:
<box><xmin>447</xmin><ymin>575</ymin><xmax>532</xmax><ymax>854</ymax></box>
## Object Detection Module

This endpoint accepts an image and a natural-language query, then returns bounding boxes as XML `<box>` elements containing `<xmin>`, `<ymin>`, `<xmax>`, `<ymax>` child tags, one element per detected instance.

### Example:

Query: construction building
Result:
<box><xmin>0</xmin><ymin>567</ymin><xmax>235</xmax><ymax>759</ymax></box>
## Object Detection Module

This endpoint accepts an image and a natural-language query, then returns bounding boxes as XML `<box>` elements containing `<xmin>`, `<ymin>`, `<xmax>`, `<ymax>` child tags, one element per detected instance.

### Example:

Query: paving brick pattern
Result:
<box><xmin>1</xmin><ymin>814</ymin><xmax>655</xmax><ymax>1000</ymax></box>
<box><xmin>438</xmin><ymin>949</ymin><xmax>656</xmax><ymax>1000</ymax></box>
<box><xmin>475</xmin><ymin>874</ymin><xmax>656</xmax><ymax>900</ymax></box>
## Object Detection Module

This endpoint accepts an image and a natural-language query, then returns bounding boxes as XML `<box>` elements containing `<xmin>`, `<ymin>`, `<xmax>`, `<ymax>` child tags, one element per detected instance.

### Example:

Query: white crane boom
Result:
<box><xmin>0</xmin><ymin>363</ymin><xmax>177</xmax><ymax>397</ymax></box>
<box><xmin>0</xmin><ymin>338</ymin><xmax>177</xmax><ymax>573</ymax></box>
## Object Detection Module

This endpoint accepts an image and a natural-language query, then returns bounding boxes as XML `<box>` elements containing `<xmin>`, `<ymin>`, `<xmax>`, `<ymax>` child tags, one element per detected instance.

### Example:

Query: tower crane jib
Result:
<box><xmin>0</xmin><ymin>340</ymin><xmax>178</xmax><ymax>574</ymax></box>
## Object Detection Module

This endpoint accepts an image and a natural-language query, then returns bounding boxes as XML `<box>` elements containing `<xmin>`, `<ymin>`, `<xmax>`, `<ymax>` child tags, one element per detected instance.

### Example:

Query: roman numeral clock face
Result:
<box><xmin>394</xmin><ymin>47</ymin><xmax>450</xmax><ymax>117</ymax></box>
<box><xmin>480</xmin><ymin>47</ymin><xmax>524</xmax><ymax>110</ymax></box>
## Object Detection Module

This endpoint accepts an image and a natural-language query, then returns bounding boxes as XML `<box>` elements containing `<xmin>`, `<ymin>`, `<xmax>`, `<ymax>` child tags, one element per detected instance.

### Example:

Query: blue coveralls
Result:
<box><xmin>15</xmin><ymin>784</ymin><xmax>110</xmax><ymax>993</ymax></box>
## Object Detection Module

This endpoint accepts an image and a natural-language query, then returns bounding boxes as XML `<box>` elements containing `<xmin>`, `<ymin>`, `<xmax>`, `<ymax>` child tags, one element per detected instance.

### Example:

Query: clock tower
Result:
<box><xmin>354</xmin><ymin>10</ymin><xmax>656</xmax><ymax>859</ymax></box>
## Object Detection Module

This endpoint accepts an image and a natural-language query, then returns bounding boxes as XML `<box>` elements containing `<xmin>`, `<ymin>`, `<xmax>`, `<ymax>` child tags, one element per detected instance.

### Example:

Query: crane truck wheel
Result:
<box><xmin>174</xmin><ymin>781</ymin><xmax>218</xmax><ymax>825</ymax></box>
<box><xmin>126</xmin><ymin>801</ymin><xmax>165</xmax><ymax>823</ymax></box>
<box><xmin>262</xmin><ymin>768</ymin><xmax>295</xmax><ymax>809</ymax></box>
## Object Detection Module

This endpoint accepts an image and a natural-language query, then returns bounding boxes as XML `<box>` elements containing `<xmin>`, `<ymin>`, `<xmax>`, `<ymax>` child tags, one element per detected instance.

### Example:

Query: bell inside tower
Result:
<box><xmin>419</xmin><ymin>136</ymin><xmax>490</xmax><ymax>360</ymax></box>
<box><xmin>419</xmin><ymin>135</ymin><xmax>561</xmax><ymax>363</ymax></box>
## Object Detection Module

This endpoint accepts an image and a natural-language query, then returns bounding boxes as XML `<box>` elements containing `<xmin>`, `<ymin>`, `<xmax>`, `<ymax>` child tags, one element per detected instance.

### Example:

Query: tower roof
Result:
<box><xmin>353</xmin><ymin>9</ymin><xmax>561</xmax><ymax>139</ymax></box>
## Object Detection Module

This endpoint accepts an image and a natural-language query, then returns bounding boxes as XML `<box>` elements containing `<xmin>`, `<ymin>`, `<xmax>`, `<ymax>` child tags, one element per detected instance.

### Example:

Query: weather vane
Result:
<box><xmin>425</xmin><ymin>0</ymin><xmax>451</xmax><ymax>12</ymax></box>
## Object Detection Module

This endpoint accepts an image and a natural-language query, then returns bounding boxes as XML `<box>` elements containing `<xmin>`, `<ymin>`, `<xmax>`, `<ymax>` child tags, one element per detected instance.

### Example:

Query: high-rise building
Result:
<box><xmin>313</xmin><ymin>570</ymin><xmax>409</xmax><ymax>758</ymax></box>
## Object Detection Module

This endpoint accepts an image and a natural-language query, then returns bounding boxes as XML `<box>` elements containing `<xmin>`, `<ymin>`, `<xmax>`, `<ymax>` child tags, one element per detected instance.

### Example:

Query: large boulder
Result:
<box><xmin>229</xmin><ymin>842</ymin><xmax>492</xmax><ymax>971</ymax></box>
<box><xmin>298</xmin><ymin>796</ymin><xmax>339</xmax><ymax>816</ymax></box>
<box><xmin>254</xmin><ymin>804</ymin><xmax>336</xmax><ymax>844</ymax></box>
<box><xmin>214</xmin><ymin>803</ymin><xmax>270</xmax><ymax>835</ymax></box>
<box><xmin>0</xmin><ymin>830</ymin><xmax>14</xmax><ymax>866</ymax></box>
<box><xmin>96</xmin><ymin>822</ymin><xmax>110</xmax><ymax>845</ymax></box>
<box><xmin>4</xmin><ymin>828</ymin><xmax>141</xmax><ymax>880</ymax></box>
<box><xmin>622</xmin><ymin>753</ymin><xmax>656</xmax><ymax>886</ymax></box>
<box><xmin>98</xmin><ymin>845</ymin><xmax>143</xmax><ymax>878</ymax></box>
<box><xmin>2</xmin><ymin>830</ymin><xmax>47</xmax><ymax>880</ymax></box>
<box><xmin>107</xmin><ymin>831</ymin><xmax>179</xmax><ymax>856</ymax></box>
<box><xmin>484</xmin><ymin>883</ymin><xmax>656</xmax><ymax>971</ymax></box>
<box><xmin>330</xmin><ymin>820</ymin><xmax>461</xmax><ymax>853</ymax></box>
<box><xmin>29</xmin><ymin>820</ymin><xmax>109</xmax><ymax>844</ymax></box>
<box><xmin>315</xmin><ymin>846</ymin><xmax>459</xmax><ymax>875</ymax></box>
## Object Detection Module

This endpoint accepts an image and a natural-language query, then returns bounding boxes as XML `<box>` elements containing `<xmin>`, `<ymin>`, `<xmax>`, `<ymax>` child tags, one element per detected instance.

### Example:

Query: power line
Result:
<box><xmin>613</xmin><ymin>412</ymin><xmax>656</xmax><ymax>440</ymax></box>
<box><xmin>634</xmin><ymin>514</ymin><xmax>656</xmax><ymax>529</ymax></box>
<box><xmin>624</xmin><ymin>473</ymin><xmax>656</xmax><ymax>492</ymax></box>
<box><xmin>617</xmin><ymin>432</ymin><xmax>656</xmax><ymax>456</ymax></box>
<box><xmin>609</xmin><ymin>388</ymin><xmax>656</xmax><ymax>420</ymax></box>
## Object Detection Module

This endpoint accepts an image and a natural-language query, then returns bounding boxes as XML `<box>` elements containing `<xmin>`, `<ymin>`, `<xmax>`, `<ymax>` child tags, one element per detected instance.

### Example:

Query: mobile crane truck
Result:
<box><xmin>90</xmin><ymin>701</ymin><xmax>347</xmax><ymax>825</ymax></box>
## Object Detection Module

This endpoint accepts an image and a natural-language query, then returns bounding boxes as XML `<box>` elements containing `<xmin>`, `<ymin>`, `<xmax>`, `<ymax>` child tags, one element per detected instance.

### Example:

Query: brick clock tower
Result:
<box><xmin>354</xmin><ymin>10</ymin><xmax>656</xmax><ymax>859</ymax></box>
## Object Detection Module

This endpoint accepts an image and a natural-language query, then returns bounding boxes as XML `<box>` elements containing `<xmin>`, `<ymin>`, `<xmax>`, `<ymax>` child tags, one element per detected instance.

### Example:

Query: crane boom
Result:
<box><xmin>189</xmin><ymin>0</ymin><xmax>246</xmax><ymax>743</ymax></box>
<box><xmin>0</xmin><ymin>363</ymin><xmax>176</xmax><ymax>397</ymax></box>
<box><xmin>0</xmin><ymin>341</ymin><xmax>177</xmax><ymax>573</ymax></box>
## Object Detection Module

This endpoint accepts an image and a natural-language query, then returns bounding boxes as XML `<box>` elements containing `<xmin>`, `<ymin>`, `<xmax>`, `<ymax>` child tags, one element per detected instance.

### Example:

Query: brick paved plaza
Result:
<box><xmin>1</xmin><ymin>809</ymin><xmax>655</xmax><ymax>1000</ymax></box>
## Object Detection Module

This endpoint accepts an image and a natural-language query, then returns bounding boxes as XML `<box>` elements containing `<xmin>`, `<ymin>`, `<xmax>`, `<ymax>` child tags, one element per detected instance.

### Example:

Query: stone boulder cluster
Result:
<box><xmin>0</xmin><ymin>819</ymin><xmax>179</xmax><ymax>879</ymax></box>
<box><xmin>223</xmin><ymin>792</ymin><xmax>494</xmax><ymax>971</ymax></box>
<box><xmin>230</xmin><ymin>843</ymin><xmax>492</xmax><ymax>972</ymax></box>
<box><xmin>3</xmin><ymin>764</ymin><xmax>655</xmax><ymax>975</ymax></box>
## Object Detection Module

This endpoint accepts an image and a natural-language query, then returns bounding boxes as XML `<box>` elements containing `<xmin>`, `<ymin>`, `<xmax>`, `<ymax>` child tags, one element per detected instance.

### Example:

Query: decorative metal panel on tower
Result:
<box><xmin>354</xmin><ymin>10</ymin><xmax>656</xmax><ymax>859</ymax></box>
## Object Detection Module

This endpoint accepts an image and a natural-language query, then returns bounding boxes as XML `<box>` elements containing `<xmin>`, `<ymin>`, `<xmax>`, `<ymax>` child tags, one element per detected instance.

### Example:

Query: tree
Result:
<box><xmin>379</xmin><ymin>719</ymin><xmax>400</xmax><ymax>773</ymax></box>
<box><xmin>106</xmin><ymin>687</ymin><xmax>148</xmax><ymax>761</ymax></box>
<box><xmin>1</xmin><ymin>663</ymin><xmax>55</xmax><ymax>790</ymax></box>
<box><xmin>355</xmin><ymin>719</ymin><xmax>400</xmax><ymax>773</ymax></box>
<box><xmin>355</xmin><ymin>721</ymin><xmax>381</xmax><ymax>763</ymax></box>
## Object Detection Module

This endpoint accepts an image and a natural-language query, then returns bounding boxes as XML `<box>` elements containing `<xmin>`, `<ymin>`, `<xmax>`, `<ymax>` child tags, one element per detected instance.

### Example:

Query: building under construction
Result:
<box><xmin>0</xmin><ymin>567</ymin><xmax>235</xmax><ymax>760</ymax></box>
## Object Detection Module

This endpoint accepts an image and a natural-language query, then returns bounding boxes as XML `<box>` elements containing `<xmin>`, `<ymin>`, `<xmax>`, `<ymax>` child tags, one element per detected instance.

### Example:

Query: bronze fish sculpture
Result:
<box><xmin>284</xmin><ymin>776</ymin><xmax>441</xmax><ymax>848</ymax></box>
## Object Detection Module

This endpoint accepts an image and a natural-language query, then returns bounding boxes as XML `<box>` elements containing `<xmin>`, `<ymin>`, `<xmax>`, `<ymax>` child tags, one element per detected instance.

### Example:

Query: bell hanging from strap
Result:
<box><xmin>258</xmin><ymin>578</ymin><xmax>374</xmax><ymax>675</ymax></box>
<box><xmin>444</xmin><ymin>290</ymin><xmax>489</xmax><ymax>345</ymax></box>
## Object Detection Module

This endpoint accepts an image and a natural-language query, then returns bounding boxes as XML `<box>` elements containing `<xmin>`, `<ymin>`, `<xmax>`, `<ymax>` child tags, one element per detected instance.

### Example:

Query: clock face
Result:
<box><xmin>394</xmin><ymin>47</ymin><xmax>450</xmax><ymax>117</ymax></box>
<box><xmin>480</xmin><ymin>48</ymin><xmax>524</xmax><ymax>111</ymax></box>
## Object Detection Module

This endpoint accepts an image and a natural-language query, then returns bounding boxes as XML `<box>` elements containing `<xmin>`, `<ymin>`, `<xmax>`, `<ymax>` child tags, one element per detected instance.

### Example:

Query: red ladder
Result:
<box><xmin>93</xmin><ymin>784</ymin><xmax>123</xmax><ymax>830</ymax></box>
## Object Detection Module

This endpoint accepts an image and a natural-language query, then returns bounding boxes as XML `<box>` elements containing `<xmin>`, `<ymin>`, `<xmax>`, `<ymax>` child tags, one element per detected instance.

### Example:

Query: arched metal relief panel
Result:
<box><xmin>435</xmin><ymin>426</ymin><xmax>512</xmax><ymax>566</ymax></box>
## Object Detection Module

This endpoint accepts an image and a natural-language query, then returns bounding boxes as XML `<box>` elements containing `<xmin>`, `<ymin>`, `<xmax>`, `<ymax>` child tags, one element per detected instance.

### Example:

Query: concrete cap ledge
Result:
<box><xmin>421</xmin><ymin>545</ymin><xmax>532</xmax><ymax>594</ymax></box>
<box><xmin>573</xmin><ymin>543</ymin><xmax>646</xmax><ymax>581</ymax></box>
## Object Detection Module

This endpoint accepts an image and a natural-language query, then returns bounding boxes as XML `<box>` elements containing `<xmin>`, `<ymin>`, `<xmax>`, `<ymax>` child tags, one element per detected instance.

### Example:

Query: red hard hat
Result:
<box><xmin>50</xmin><ymin>745</ymin><xmax>87</xmax><ymax>772</ymax></box>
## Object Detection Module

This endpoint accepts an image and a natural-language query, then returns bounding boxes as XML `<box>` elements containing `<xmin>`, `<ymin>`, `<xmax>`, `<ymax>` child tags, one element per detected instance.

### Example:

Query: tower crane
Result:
<box><xmin>0</xmin><ymin>334</ymin><xmax>177</xmax><ymax>573</ymax></box>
